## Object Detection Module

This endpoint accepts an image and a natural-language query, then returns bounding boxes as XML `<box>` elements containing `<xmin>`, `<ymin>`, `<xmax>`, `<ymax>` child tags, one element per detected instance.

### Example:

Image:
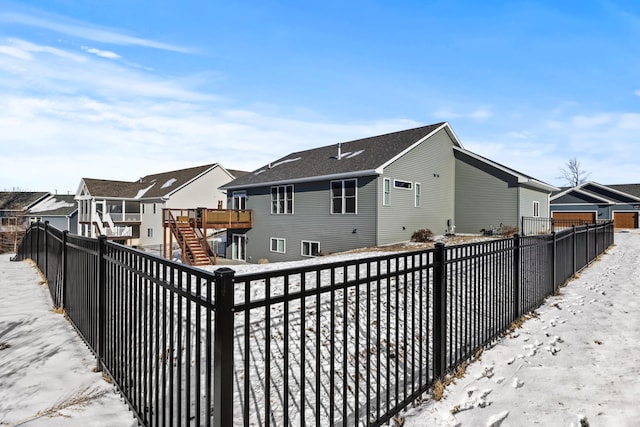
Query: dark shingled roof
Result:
<box><xmin>0</xmin><ymin>192</ymin><xmax>49</xmax><ymax>211</ymax></box>
<box><xmin>608</xmin><ymin>184</ymin><xmax>640</xmax><ymax>199</ymax></box>
<box><xmin>82</xmin><ymin>164</ymin><xmax>223</xmax><ymax>199</ymax></box>
<box><xmin>224</xmin><ymin>123</ymin><xmax>450</xmax><ymax>189</ymax></box>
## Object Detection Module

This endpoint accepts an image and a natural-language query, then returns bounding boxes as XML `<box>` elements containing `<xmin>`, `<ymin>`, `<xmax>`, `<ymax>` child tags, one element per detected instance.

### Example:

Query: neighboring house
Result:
<box><xmin>550</xmin><ymin>182</ymin><xmax>640</xmax><ymax>229</ymax></box>
<box><xmin>76</xmin><ymin>163</ymin><xmax>242</xmax><ymax>249</ymax></box>
<box><xmin>0</xmin><ymin>191</ymin><xmax>49</xmax><ymax>253</ymax></box>
<box><xmin>453</xmin><ymin>147</ymin><xmax>556</xmax><ymax>234</ymax></box>
<box><xmin>26</xmin><ymin>194</ymin><xmax>78</xmax><ymax>234</ymax></box>
<box><xmin>221</xmin><ymin>122</ymin><xmax>556</xmax><ymax>263</ymax></box>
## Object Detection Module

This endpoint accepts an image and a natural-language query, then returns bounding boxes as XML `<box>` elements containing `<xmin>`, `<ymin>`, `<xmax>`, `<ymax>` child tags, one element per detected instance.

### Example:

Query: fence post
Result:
<box><xmin>551</xmin><ymin>231</ymin><xmax>557</xmax><ymax>294</ymax></box>
<box><xmin>572</xmin><ymin>226</ymin><xmax>576</xmax><ymax>275</ymax></box>
<box><xmin>62</xmin><ymin>231</ymin><xmax>68</xmax><ymax>309</ymax></box>
<box><xmin>214</xmin><ymin>267</ymin><xmax>235</xmax><ymax>427</ymax></box>
<box><xmin>433</xmin><ymin>242</ymin><xmax>447</xmax><ymax>379</ymax></box>
<box><xmin>97</xmin><ymin>235</ymin><xmax>107</xmax><ymax>372</ymax></box>
<box><xmin>513</xmin><ymin>234</ymin><xmax>521</xmax><ymax>320</ymax></box>
<box><xmin>35</xmin><ymin>221</ymin><xmax>40</xmax><ymax>267</ymax></box>
<box><xmin>44</xmin><ymin>221</ymin><xmax>49</xmax><ymax>282</ymax></box>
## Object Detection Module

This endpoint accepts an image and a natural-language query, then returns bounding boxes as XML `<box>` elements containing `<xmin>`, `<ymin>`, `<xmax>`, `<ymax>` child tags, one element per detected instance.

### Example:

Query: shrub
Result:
<box><xmin>498</xmin><ymin>225</ymin><xmax>518</xmax><ymax>237</ymax></box>
<box><xmin>411</xmin><ymin>229</ymin><xmax>433</xmax><ymax>242</ymax></box>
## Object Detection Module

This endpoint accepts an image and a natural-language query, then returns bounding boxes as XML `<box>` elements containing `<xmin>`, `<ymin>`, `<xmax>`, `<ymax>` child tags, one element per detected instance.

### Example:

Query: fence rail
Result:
<box><xmin>13</xmin><ymin>220</ymin><xmax>614</xmax><ymax>426</ymax></box>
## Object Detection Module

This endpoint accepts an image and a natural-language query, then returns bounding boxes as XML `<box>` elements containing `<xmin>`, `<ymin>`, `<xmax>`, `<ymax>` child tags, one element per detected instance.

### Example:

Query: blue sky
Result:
<box><xmin>1</xmin><ymin>0</ymin><xmax>639</xmax><ymax>194</ymax></box>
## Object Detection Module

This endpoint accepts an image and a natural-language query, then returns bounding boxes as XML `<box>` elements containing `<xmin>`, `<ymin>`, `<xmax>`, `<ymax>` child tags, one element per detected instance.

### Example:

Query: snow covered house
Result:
<box><xmin>221</xmin><ymin>122</ymin><xmax>557</xmax><ymax>262</ymax></box>
<box><xmin>76</xmin><ymin>164</ymin><xmax>243</xmax><ymax>249</ymax></box>
<box><xmin>26</xmin><ymin>194</ymin><xmax>78</xmax><ymax>234</ymax></box>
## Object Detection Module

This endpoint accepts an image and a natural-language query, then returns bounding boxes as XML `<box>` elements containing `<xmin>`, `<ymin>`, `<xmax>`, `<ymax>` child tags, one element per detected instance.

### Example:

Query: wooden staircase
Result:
<box><xmin>171</xmin><ymin>219</ymin><xmax>214</xmax><ymax>266</ymax></box>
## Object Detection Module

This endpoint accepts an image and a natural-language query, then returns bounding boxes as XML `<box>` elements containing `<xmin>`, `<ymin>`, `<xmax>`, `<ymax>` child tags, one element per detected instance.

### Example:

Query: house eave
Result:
<box><xmin>223</xmin><ymin>169</ymin><xmax>381</xmax><ymax>190</ymax></box>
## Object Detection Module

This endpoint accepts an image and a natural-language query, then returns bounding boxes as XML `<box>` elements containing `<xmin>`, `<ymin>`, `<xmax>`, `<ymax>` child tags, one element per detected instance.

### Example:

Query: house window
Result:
<box><xmin>301</xmin><ymin>240</ymin><xmax>320</xmax><ymax>257</ymax></box>
<box><xmin>271</xmin><ymin>185</ymin><xmax>294</xmax><ymax>214</ymax></box>
<box><xmin>383</xmin><ymin>178</ymin><xmax>390</xmax><ymax>206</ymax></box>
<box><xmin>142</xmin><ymin>204</ymin><xmax>145</xmax><ymax>214</ymax></box>
<box><xmin>394</xmin><ymin>179</ymin><xmax>412</xmax><ymax>190</ymax></box>
<box><xmin>233</xmin><ymin>191</ymin><xmax>247</xmax><ymax>210</ymax></box>
<box><xmin>533</xmin><ymin>201</ymin><xmax>540</xmax><ymax>217</ymax></box>
<box><xmin>270</xmin><ymin>237</ymin><xmax>286</xmax><ymax>253</ymax></box>
<box><xmin>415</xmin><ymin>183</ymin><xmax>421</xmax><ymax>207</ymax></box>
<box><xmin>153</xmin><ymin>204</ymin><xmax>157</xmax><ymax>214</ymax></box>
<box><xmin>331</xmin><ymin>179</ymin><xmax>357</xmax><ymax>214</ymax></box>
<box><xmin>147</xmin><ymin>228</ymin><xmax>153</xmax><ymax>238</ymax></box>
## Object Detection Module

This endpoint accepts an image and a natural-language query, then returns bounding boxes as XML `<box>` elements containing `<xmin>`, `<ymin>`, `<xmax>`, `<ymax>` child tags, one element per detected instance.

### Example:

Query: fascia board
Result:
<box><xmin>453</xmin><ymin>146</ymin><xmax>558</xmax><ymax>192</ymax></box>
<box><xmin>223</xmin><ymin>169</ymin><xmax>380</xmax><ymax>191</ymax></box>
<box><xmin>378</xmin><ymin>122</ymin><xmax>457</xmax><ymax>171</ymax></box>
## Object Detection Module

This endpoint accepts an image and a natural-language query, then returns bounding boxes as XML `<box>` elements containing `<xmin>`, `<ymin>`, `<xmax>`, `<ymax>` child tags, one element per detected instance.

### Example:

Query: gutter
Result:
<box><xmin>222</xmin><ymin>169</ymin><xmax>381</xmax><ymax>191</ymax></box>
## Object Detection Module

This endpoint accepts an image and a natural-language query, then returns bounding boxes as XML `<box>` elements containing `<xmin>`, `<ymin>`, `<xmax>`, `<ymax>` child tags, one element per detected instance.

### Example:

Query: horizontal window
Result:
<box><xmin>394</xmin><ymin>179</ymin><xmax>412</xmax><ymax>190</ymax></box>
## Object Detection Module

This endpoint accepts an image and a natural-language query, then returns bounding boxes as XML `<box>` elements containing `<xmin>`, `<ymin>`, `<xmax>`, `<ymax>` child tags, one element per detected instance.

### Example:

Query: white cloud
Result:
<box><xmin>0</xmin><ymin>9</ymin><xmax>192</xmax><ymax>53</ymax></box>
<box><xmin>433</xmin><ymin>105</ymin><xmax>494</xmax><ymax>121</ymax></box>
<box><xmin>81</xmin><ymin>46</ymin><xmax>121</xmax><ymax>60</ymax></box>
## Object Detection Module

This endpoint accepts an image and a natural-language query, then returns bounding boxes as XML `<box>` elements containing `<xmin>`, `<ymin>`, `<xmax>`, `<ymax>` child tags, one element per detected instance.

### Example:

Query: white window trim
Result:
<box><xmin>393</xmin><ymin>179</ymin><xmax>413</xmax><ymax>190</ymax></box>
<box><xmin>383</xmin><ymin>178</ymin><xmax>391</xmax><ymax>206</ymax></box>
<box><xmin>271</xmin><ymin>185</ymin><xmax>294</xmax><ymax>214</ymax></box>
<box><xmin>270</xmin><ymin>237</ymin><xmax>286</xmax><ymax>253</ymax></box>
<box><xmin>330</xmin><ymin>178</ymin><xmax>358</xmax><ymax>214</ymax></box>
<box><xmin>301</xmin><ymin>240</ymin><xmax>320</xmax><ymax>257</ymax></box>
<box><xmin>415</xmin><ymin>182</ymin><xmax>421</xmax><ymax>207</ymax></box>
<box><xmin>533</xmin><ymin>201</ymin><xmax>540</xmax><ymax>217</ymax></box>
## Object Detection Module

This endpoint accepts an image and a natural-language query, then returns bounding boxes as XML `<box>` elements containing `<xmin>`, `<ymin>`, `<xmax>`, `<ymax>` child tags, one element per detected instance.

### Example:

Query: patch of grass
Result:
<box><xmin>393</xmin><ymin>415</ymin><xmax>405</xmax><ymax>426</ymax></box>
<box><xmin>12</xmin><ymin>386</ymin><xmax>107</xmax><ymax>426</ymax></box>
<box><xmin>432</xmin><ymin>379</ymin><xmax>445</xmax><ymax>401</ymax></box>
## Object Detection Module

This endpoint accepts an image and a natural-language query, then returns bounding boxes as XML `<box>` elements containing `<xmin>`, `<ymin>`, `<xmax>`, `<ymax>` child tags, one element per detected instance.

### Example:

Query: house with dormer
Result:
<box><xmin>550</xmin><ymin>182</ymin><xmax>640</xmax><ymax>228</ymax></box>
<box><xmin>221</xmin><ymin>122</ymin><xmax>556</xmax><ymax>262</ymax></box>
<box><xmin>76</xmin><ymin>163</ymin><xmax>244</xmax><ymax>249</ymax></box>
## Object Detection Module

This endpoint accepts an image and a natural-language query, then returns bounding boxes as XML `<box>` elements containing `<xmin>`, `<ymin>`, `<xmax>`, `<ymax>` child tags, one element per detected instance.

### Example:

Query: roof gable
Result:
<box><xmin>551</xmin><ymin>181</ymin><xmax>640</xmax><ymax>204</ymax></box>
<box><xmin>224</xmin><ymin>123</ymin><xmax>456</xmax><ymax>189</ymax></box>
<box><xmin>79</xmin><ymin>164</ymin><xmax>223</xmax><ymax>199</ymax></box>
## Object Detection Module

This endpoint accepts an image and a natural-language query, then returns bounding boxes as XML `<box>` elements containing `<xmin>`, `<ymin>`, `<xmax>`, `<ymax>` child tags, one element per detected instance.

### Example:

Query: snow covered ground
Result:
<box><xmin>0</xmin><ymin>230</ymin><xmax>638</xmax><ymax>426</ymax></box>
<box><xmin>0</xmin><ymin>254</ymin><xmax>136</xmax><ymax>427</ymax></box>
<box><xmin>403</xmin><ymin>229</ymin><xmax>640</xmax><ymax>426</ymax></box>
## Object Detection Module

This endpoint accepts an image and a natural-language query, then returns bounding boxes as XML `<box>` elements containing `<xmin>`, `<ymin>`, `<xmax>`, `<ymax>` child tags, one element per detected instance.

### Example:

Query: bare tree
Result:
<box><xmin>558</xmin><ymin>157</ymin><xmax>591</xmax><ymax>187</ymax></box>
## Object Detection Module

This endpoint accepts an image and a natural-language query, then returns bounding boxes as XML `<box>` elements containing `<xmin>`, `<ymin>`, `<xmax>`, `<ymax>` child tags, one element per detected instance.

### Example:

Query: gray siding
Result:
<box><xmin>519</xmin><ymin>186</ymin><xmax>550</xmax><ymax>220</ymax></box>
<box><xmin>232</xmin><ymin>176</ymin><xmax>377</xmax><ymax>262</ymax></box>
<box><xmin>454</xmin><ymin>155</ymin><xmax>518</xmax><ymax>234</ymax></box>
<box><xmin>377</xmin><ymin>128</ymin><xmax>456</xmax><ymax>243</ymax></box>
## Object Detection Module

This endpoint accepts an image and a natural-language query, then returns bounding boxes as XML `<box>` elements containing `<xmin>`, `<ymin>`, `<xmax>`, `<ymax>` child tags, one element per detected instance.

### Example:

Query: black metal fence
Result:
<box><xmin>521</xmin><ymin>216</ymin><xmax>610</xmax><ymax>236</ymax></box>
<box><xmin>13</xmin><ymin>220</ymin><xmax>614</xmax><ymax>426</ymax></box>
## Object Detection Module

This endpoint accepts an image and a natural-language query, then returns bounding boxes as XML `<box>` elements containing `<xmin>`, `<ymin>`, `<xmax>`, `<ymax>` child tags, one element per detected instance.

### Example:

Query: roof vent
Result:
<box><xmin>337</xmin><ymin>142</ymin><xmax>342</xmax><ymax>160</ymax></box>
